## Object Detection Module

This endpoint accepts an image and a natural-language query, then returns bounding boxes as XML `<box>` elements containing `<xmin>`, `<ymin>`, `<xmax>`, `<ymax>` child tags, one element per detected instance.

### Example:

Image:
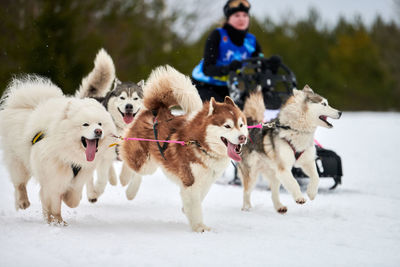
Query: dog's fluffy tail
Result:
<box><xmin>0</xmin><ymin>75</ymin><xmax>63</xmax><ymax>111</ymax></box>
<box><xmin>76</xmin><ymin>48</ymin><xmax>116</xmax><ymax>98</ymax></box>
<box><xmin>143</xmin><ymin>65</ymin><xmax>202</xmax><ymax>114</ymax></box>
<box><xmin>243</xmin><ymin>91</ymin><xmax>265</xmax><ymax>122</ymax></box>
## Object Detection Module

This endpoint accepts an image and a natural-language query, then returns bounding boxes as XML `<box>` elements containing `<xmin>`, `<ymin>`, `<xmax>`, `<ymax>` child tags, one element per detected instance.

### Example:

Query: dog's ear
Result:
<box><xmin>293</xmin><ymin>89</ymin><xmax>301</xmax><ymax>97</ymax></box>
<box><xmin>137</xmin><ymin>80</ymin><xmax>145</xmax><ymax>88</ymax></box>
<box><xmin>208</xmin><ymin>97</ymin><xmax>216</xmax><ymax>116</ymax></box>
<box><xmin>224</xmin><ymin>96</ymin><xmax>236</xmax><ymax>107</ymax></box>
<box><xmin>303</xmin><ymin>84</ymin><xmax>314</xmax><ymax>94</ymax></box>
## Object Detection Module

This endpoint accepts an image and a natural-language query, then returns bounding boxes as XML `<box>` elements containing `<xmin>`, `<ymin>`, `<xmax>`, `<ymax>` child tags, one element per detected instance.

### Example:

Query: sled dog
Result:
<box><xmin>0</xmin><ymin>75</ymin><xmax>116</xmax><ymax>224</ymax></box>
<box><xmin>76</xmin><ymin>48</ymin><xmax>144</xmax><ymax>201</ymax></box>
<box><xmin>238</xmin><ymin>86</ymin><xmax>341</xmax><ymax>213</ymax></box>
<box><xmin>121</xmin><ymin>65</ymin><xmax>248</xmax><ymax>232</ymax></box>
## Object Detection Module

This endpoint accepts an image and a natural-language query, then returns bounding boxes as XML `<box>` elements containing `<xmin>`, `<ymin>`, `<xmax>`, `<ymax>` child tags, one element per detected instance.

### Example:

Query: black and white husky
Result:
<box><xmin>238</xmin><ymin>86</ymin><xmax>342</xmax><ymax>213</ymax></box>
<box><xmin>76</xmin><ymin>48</ymin><xmax>144</xmax><ymax>201</ymax></box>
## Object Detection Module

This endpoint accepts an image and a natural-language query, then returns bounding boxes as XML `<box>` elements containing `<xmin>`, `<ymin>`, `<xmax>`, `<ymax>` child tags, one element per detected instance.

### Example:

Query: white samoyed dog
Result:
<box><xmin>0</xmin><ymin>75</ymin><xmax>116</xmax><ymax>225</ymax></box>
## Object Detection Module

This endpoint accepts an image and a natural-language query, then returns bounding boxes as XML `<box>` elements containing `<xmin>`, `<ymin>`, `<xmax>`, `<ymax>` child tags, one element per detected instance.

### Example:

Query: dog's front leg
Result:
<box><xmin>126</xmin><ymin>172</ymin><xmax>142</xmax><ymax>200</ymax></box>
<box><xmin>86</xmin><ymin>176</ymin><xmax>97</xmax><ymax>203</ymax></box>
<box><xmin>64</xmin><ymin>170</ymin><xmax>90</xmax><ymax>208</ymax></box>
<box><xmin>299</xmin><ymin>159</ymin><xmax>320</xmax><ymax>200</ymax></box>
<box><xmin>238</xmin><ymin>166</ymin><xmax>258</xmax><ymax>211</ymax></box>
<box><xmin>278</xmin><ymin>168</ymin><xmax>306</xmax><ymax>205</ymax></box>
<box><xmin>93</xmin><ymin>159</ymin><xmax>113</xmax><ymax>198</ymax></box>
<box><xmin>40</xmin><ymin>186</ymin><xmax>65</xmax><ymax>225</ymax></box>
<box><xmin>180</xmin><ymin>187</ymin><xmax>210</xmax><ymax>232</ymax></box>
<box><xmin>120</xmin><ymin>162</ymin><xmax>134</xmax><ymax>186</ymax></box>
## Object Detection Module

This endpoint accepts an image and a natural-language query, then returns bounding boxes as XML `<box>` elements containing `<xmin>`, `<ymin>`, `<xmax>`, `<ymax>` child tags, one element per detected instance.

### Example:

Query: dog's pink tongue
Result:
<box><xmin>123</xmin><ymin>113</ymin><xmax>134</xmax><ymax>124</ymax></box>
<box><xmin>85</xmin><ymin>139</ymin><xmax>97</xmax><ymax>162</ymax></box>
<box><xmin>227</xmin><ymin>142</ymin><xmax>241</xmax><ymax>162</ymax></box>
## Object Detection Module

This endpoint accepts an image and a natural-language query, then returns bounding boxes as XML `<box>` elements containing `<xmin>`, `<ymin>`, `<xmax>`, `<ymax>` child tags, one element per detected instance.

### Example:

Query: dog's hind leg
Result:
<box><xmin>299</xmin><ymin>160</ymin><xmax>320</xmax><ymax>200</ymax></box>
<box><xmin>126</xmin><ymin>173</ymin><xmax>142</xmax><ymax>200</ymax></box>
<box><xmin>180</xmin><ymin>188</ymin><xmax>210</xmax><ymax>232</ymax></box>
<box><xmin>7</xmin><ymin>157</ymin><xmax>31</xmax><ymax>210</ymax></box>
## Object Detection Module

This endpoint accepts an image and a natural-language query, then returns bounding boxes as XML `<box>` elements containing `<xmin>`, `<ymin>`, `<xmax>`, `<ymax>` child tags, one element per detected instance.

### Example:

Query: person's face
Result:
<box><xmin>227</xmin><ymin>11</ymin><xmax>249</xmax><ymax>31</ymax></box>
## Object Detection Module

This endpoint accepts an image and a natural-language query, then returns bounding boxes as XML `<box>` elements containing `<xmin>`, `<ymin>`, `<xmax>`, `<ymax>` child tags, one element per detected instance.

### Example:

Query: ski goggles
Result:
<box><xmin>228</xmin><ymin>0</ymin><xmax>251</xmax><ymax>9</ymax></box>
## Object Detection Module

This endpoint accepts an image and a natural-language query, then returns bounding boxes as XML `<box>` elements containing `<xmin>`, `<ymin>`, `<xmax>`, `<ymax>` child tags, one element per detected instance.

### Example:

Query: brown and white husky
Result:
<box><xmin>121</xmin><ymin>65</ymin><xmax>248</xmax><ymax>232</ymax></box>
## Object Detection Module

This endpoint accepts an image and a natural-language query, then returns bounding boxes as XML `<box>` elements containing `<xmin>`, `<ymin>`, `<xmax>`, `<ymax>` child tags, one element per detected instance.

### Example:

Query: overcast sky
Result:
<box><xmin>249</xmin><ymin>0</ymin><xmax>397</xmax><ymax>25</ymax></box>
<box><xmin>168</xmin><ymin>0</ymin><xmax>399</xmax><ymax>40</ymax></box>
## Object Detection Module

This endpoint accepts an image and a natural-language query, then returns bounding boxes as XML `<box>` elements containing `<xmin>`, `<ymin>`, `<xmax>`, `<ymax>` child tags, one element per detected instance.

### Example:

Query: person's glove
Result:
<box><xmin>228</xmin><ymin>60</ymin><xmax>243</xmax><ymax>71</ymax></box>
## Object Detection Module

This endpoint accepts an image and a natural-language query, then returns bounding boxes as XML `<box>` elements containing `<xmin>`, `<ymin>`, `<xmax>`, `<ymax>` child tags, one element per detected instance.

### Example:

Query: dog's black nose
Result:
<box><xmin>338</xmin><ymin>111</ymin><xmax>342</xmax><ymax>118</ymax></box>
<box><xmin>94</xmin><ymin>129</ymin><xmax>102</xmax><ymax>137</ymax></box>
<box><xmin>238</xmin><ymin>135</ymin><xmax>247</xmax><ymax>144</ymax></box>
<box><xmin>125</xmin><ymin>104</ymin><xmax>133</xmax><ymax>111</ymax></box>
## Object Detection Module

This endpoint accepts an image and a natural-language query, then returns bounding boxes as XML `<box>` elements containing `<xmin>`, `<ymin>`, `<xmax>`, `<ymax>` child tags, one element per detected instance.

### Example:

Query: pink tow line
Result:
<box><xmin>116</xmin><ymin>124</ymin><xmax>275</xmax><ymax>147</ymax></box>
<box><xmin>123</xmin><ymin>137</ymin><xmax>186</xmax><ymax>146</ymax></box>
<box><xmin>247</xmin><ymin>124</ymin><xmax>263</xmax><ymax>129</ymax></box>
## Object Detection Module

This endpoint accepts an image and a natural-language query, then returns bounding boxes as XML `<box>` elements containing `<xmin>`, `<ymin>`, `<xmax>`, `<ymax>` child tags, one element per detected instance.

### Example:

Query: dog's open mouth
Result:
<box><xmin>81</xmin><ymin>137</ymin><xmax>99</xmax><ymax>162</ymax></box>
<box><xmin>118</xmin><ymin>108</ymin><xmax>137</xmax><ymax>124</ymax></box>
<box><xmin>221</xmin><ymin>137</ymin><xmax>243</xmax><ymax>162</ymax></box>
<box><xmin>319</xmin><ymin>115</ymin><xmax>333</xmax><ymax>128</ymax></box>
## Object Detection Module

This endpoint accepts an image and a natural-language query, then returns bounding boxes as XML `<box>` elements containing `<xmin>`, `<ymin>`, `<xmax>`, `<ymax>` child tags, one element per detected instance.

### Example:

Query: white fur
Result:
<box><xmin>239</xmin><ymin>86</ymin><xmax>341</xmax><ymax>213</ymax></box>
<box><xmin>75</xmin><ymin>48</ymin><xmax>115</xmax><ymax>98</ymax></box>
<box><xmin>0</xmin><ymin>75</ymin><xmax>116</xmax><ymax>224</ymax></box>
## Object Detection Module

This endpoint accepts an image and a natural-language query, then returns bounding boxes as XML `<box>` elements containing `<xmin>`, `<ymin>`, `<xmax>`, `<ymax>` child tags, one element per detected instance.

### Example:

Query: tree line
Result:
<box><xmin>1</xmin><ymin>0</ymin><xmax>399</xmax><ymax>110</ymax></box>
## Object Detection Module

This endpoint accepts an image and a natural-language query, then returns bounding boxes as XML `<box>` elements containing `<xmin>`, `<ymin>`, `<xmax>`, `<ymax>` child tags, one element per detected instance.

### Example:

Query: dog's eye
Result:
<box><xmin>98</xmin><ymin>122</ymin><xmax>102</xmax><ymax>126</ymax></box>
<box><xmin>120</xmin><ymin>97</ymin><xmax>125</xmax><ymax>100</ymax></box>
<box><xmin>322</xmin><ymin>102</ymin><xmax>327</xmax><ymax>106</ymax></box>
<box><xmin>224</xmin><ymin>125</ymin><xmax>231</xmax><ymax>129</ymax></box>
<box><xmin>134</xmin><ymin>97</ymin><xmax>139</xmax><ymax>100</ymax></box>
<box><xmin>82</xmin><ymin>123</ymin><xmax>89</xmax><ymax>127</ymax></box>
<box><xmin>240</xmin><ymin>123</ymin><xmax>243</xmax><ymax>128</ymax></box>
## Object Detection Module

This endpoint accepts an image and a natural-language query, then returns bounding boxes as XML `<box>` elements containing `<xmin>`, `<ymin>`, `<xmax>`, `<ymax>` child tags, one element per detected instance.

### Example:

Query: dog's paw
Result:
<box><xmin>241</xmin><ymin>204</ymin><xmax>252</xmax><ymax>212</ymax></box>
<box><xmin>119</xmin><ymin>175</ymin><xmax>130</xmax><ymax>187</ymax></box>
<box><xmin>295</xmin><ymin>197</ymin><xmax>306</xmax><ymax>204</ymax></box>
<box><xmin>47</xmin><ymin>214</ymin><xmax>68</xmax><ymax>226</ymax></box>
<box><xmin>307</xmin><ymin>187</ymin><xmax>318</xmax><ymax>200</ymax></box>
<box><xmin>88</xmin><ymin>198</ymin><xmax>97</xmax><ymax>203</ymax></box>
<box><xmin>109</xmin><ymin>175</ymin><xmax>117</xmax><ymax>186</ymax></box>
<box><xmin>16</xmin><ymin>199</ymin><xmax>30</xmax><ymax>210</ymax></box>
<box><xmin>276</xmin><ymin>206</ymin><xmax>288</xmax><ymax>214</ymax></box>
<box><xmin>192</xmin><ymin>223</ymin><xmax>211</xmax><ymax>233</ymax></box>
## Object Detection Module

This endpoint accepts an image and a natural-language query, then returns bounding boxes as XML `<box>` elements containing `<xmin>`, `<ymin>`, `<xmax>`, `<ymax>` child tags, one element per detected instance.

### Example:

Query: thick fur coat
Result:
<box><xmin>0</xmin><ymin>75</ymin><xmax>116</xmax><ymax>224</ymax></box>
<box><xmin>121</xmin><ymin>65</ymin><xmax>248</xmax><ymax>232</ymax></box>
<box><xmin>238</xmin><ymin>86</ymin><xmax>341</xmax><ymax>213</ymax></box>
<box><xmin>76</xmin><ymin>48</ymin><xmax>144</xmax><ymax>201</ymax></box>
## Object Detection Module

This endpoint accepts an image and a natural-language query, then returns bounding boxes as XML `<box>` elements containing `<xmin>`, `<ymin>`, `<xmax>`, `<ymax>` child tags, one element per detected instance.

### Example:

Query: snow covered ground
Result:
<box><xmin>0</xmin><ymin>112</ymin><xmax>399</xmax><ymax>267</ymax></box>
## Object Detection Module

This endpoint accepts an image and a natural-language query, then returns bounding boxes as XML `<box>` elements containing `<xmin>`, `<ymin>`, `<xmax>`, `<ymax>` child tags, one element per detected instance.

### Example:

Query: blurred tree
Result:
<box><xmin>0</xmin><ymin>1</ymin><xmax>399</xmax><ymax>110</ymax></box>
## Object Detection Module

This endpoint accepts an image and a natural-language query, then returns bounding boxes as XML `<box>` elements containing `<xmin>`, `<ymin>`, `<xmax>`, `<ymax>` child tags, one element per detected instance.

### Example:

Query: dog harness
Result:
<box><xmin>252</xmin><ymin>120</ymin><xmax>305</xmax><ymax>160</ymax></box>
<box><xmin>32</xmin><ymin>131</ymin><xmax>45</xmax><ymax>145</ymax></box>
<box><xmin>284</xmin><ymin>139</ymin><xmax>304</xmax><ymax>160</ymax></box>
<box><xmin>31</xmin><ymin>131</ymin><xmax>82</xmax><ymax>177</ymax></box>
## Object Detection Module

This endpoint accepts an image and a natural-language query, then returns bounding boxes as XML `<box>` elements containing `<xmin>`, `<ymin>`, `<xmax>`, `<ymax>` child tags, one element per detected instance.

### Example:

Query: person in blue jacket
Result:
<box><xmin>192</xmin><ymin>0</ymin><xmax>263</xmax><ymax>103</ymax></box>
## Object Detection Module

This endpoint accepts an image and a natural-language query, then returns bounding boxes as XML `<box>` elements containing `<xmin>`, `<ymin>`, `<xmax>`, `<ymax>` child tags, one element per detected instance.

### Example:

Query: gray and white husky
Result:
<box><xmin>76</xmin><ymin>48</ymin><xmax>144</xmax><ymax>201</ymax></box>
<box><xmin>238</xmin><ymin>86</ymin><xmax>342</xmax><ymax>213</ymax></box>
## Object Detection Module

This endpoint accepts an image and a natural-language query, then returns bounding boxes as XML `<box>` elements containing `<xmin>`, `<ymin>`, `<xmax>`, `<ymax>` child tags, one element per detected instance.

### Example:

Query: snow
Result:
<box><xmin>0</xmin><ymin>112</ymin><xmax>399</xmax><ymax>267</ymax></box>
